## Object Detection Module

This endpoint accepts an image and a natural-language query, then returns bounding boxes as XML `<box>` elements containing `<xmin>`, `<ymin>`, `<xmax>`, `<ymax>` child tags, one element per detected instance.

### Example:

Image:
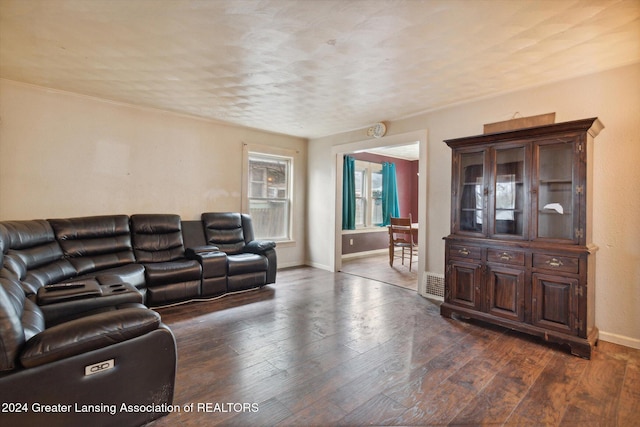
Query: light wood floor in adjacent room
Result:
<box><xmin>149</xmin><ymin>266</ymin><xmax>639</xmax><ymax>427</ymax></box>
<box><xmin>341</xmin><ymin>252</ymin><xmax>418</xmax><ymax>291</ymax></box>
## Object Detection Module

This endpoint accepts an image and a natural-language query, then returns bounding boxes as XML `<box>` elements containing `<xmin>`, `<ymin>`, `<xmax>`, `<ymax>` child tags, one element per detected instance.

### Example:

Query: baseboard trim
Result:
<box><xmin>304</xmin><ymin>261</ymin><xmax>332</xmax><ymax>271</ymax></box>
<box><xmin>341</xmin><ymin>248</ymin><xmax>388</xmax><ymax>260</ymax></box>
<box><xmin>599</xmin><ymin>331</ymin><xmax>640</xmax><ymax>350</ymax></box>
<box><xmin>277</xmin><ymin>261</ymin><xmax>308</xmax><ymax>269</ymax></box>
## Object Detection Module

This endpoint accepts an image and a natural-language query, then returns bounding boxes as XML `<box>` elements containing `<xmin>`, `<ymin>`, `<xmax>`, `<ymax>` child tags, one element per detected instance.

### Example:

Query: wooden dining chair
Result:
<box><xmin>389</xmin><ymin>215</ymin><xmax>417</xmax><ymax>271</ymax></box>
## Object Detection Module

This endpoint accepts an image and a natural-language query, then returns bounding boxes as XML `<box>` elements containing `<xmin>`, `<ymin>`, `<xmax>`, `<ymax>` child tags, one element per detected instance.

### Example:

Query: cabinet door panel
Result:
<box><xmin>456</xmin><ymin>150</ymin><xmax>486</xmax><ymax>235</ymax></box>
<box><xmin>533</xmin><ymin>139</ymin><xmax>579</xmax><ymax>243</ymax></box>
<box><xmin>532</xmin><ymin>273</ymin><xmax>577</xmax><ymax>334</ymax></box>
<box><xmin>448</xmin><ymin>261</ymin><xmax>482</xmax><ymax>310</ymax></box>
<box><xmin>487</xmin><ymin>265</ymin><xmax>525</xmax><ymax>321</ymax></box>
<box><xmin>491</xmin><ymin>145</ymin><xmax>528</xmax><ymax>239</ymax></box>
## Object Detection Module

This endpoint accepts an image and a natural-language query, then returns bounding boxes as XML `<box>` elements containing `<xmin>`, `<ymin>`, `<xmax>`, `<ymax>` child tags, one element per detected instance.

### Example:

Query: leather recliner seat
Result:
<box><xmin>200</xmin><ymin>212</ymin><xmax>277</xmax><ymax>292</ymax></box>
<box><xmin>130</xmin><ymin>214</ymin><xmax>202</xmax><ymax>306</ymax></box>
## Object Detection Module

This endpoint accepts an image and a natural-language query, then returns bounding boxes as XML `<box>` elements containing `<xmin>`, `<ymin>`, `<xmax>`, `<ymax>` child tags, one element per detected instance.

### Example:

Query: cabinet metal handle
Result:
<box><xmin>500</xmin><ymin>252</ymin><xmax>512</xmax><ymax>261</ymax></box>
<box><xmin>458</xmin><ymin>248</ymin><xmax>470</xmax><ymax>256</ymax></box>
<box><xmin>546</xmin><ymin>258</ymin><xmax>564</xmax><ymax>267</ymax></box>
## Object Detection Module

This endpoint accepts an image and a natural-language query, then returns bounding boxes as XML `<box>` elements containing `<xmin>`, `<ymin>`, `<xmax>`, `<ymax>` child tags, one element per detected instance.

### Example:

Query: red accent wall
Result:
<box><xmin>351</xmin><ymin>152</ymin><xmax>418</xmax><ymax>220</ymax></box>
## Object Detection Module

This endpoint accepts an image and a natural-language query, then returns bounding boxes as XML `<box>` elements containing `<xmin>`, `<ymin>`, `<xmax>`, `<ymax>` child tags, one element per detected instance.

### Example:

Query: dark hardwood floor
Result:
<box><xmin>148</xmin><ymin>266</ymin><xmax>639</xmax><ymax>426</ymax></box>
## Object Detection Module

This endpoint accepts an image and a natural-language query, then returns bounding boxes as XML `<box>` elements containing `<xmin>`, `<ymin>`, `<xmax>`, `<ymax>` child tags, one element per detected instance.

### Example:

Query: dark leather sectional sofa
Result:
<box><xmin>0</xmin><ymin>212</ymin><xmax>276</xmax><ymax>427</ymax></box>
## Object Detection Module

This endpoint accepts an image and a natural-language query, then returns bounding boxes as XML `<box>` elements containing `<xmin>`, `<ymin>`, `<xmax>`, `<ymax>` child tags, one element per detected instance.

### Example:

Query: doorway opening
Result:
<box><xmin>332</xmin><ymin>130</ymin><xmax>428</xmax><ymax>294</ymax></box>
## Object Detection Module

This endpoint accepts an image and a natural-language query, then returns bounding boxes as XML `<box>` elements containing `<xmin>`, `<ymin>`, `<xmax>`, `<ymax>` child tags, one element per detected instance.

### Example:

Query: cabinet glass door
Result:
<box><xmin>493</xmin><ymin>146</ymin><xmax>526</xmax><ymax>238</ymax></box>
<box><xmin>536</xmin><ymin>141</ymin><xmax>574</xmax><ymax>240</ymax></box>
<box><xmin>458</xmin><ymin>151</ymin><xmax>485</xmax><ymax>233</ymax></box>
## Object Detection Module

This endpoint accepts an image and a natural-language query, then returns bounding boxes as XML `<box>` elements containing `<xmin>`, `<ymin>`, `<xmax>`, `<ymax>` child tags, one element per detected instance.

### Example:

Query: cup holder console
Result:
<box><xmin>104</xmin><ymin>282</ymin><xmax>137</xmax><ymax>295</ymax></box>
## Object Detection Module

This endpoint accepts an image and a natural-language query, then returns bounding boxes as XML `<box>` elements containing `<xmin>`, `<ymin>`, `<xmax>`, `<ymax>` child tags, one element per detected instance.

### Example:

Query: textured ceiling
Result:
<box><xmin>1</xmin><ymin>0</ymin><xmax>639</xmax><ymax>138</ymax></box>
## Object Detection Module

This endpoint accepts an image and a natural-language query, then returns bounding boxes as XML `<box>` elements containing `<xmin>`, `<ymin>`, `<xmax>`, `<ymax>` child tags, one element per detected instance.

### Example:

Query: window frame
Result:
<box><xmin>354</xmin><ymin>160</ymin><xmax>383</xmax><ymax>229</ymax></box>
<box><xmin>242</xmin><ymin>144</ymin><xmax>295</xmax><ymax>242</ymax></box>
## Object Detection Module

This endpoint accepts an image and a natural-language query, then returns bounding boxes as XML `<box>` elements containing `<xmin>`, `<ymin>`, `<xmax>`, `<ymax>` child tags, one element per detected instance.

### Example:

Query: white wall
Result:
<box><xmin>308</xmin><ymin>63</ymin><xmax>640</xmax><ymax>348</ymax></box>
<box><xmin>0</xmin><ymin>80</ymin><xmax>308</xmax><ymax>268</ymax></box>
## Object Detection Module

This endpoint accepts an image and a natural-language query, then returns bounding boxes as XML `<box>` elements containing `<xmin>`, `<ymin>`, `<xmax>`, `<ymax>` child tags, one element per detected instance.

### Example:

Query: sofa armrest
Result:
<box><xmin>36</xmin><ymin>280</ymin><xmax>102</xmax><ymax>305</ymax></box>
<box><xmin>185</xmin><ymin>245</ymin><xmax>220</xmax><ymax>258</ymax></box>
<box><xmin>20</xmin><ymin>307</ymin><xmax>160</xmax><ymax>368</ymax></box>
<box><xmin>184</xmin><ymin>249</ymin><xmax>227</xmax><ymax>281</ymax></box>
<box><xmin>0</xmin><ymin>325</ymin><xmax>177</xmax><ymax>427</ymax></box>
<box><xmin>244</xmin><ymin>240</ymin><xmax>276</xmax><ymax>255</ymax></box>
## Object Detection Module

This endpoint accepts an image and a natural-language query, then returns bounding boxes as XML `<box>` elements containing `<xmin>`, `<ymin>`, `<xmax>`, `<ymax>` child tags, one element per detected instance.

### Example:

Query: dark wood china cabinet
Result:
<box><xmin>441</xmin><ymin>118</ymin><xmax>603</xmax><ymax>358</ymax></box>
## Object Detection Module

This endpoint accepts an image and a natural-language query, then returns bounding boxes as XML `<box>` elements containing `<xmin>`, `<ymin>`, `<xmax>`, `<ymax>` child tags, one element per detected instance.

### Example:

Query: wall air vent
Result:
<box><xmin>423</xmin><ymin>272</ymin><xmax>444</xmax><ymax>300</ymax></box>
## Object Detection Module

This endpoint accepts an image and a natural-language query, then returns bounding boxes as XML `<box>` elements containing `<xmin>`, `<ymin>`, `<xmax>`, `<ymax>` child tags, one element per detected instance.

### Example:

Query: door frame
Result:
<box><xmin>331</xmin><ymin>130</ymin><xmax>428</xmax><ymax>292</ymax></box>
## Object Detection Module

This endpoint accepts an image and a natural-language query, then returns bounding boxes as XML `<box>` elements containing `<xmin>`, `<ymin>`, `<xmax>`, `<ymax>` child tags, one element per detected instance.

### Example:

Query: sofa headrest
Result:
<box><xmin>3</xmin><ymin>241</ymin><xmax>75</xmax><ymax>295</ymax></box>
<box><xmin>131</xmin><ymin>214</ymin><xmax>181</xmax><ymax>234</ymax></box>
<box><xmin>201</xmin><ymin>212</ymin><xmax>245</xmax><ymax>254</ymax></box>
<box><xmin>48</xmin><ymin>215</ymin><xmax>135</xmax><ymax>275</ymax></box>
<box><xmin>0</xmin><ymin>221</ymin><xmax>75</xmax><ymax>294</ymax></box>
<box><xmin>0</xmin><ymin>220</ymin><xmax>56</xmax><ymax>250</ymax></box>
<box><xmin>48</xmin><ymin>215</ymin><xmax>131</xmax><ymax>248</ymax></box>
<box><xmin>130</xmin><ymin>214</ymin><xmax>186</xmax><ymax>262</ymax></box>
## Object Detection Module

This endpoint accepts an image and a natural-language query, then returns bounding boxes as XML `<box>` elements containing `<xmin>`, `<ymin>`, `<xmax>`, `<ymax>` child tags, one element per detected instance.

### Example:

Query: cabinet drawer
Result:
<box><xmin>532</xmin><ymin>253</ymin><xmax>579</xmax><ymax>274</ymax></box>
<box><xmin>487</xmin><ymin>249</ymin><xmax>525</xmax><ymax>266</ymax></box>
<box><xmin>449</xmin><ymin>245</ymin><xmax>482</xmax><ymax>260</ymax></box>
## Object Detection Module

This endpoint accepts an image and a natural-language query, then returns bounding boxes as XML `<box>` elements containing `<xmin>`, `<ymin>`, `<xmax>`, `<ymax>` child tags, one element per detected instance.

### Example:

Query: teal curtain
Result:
<box><xmin>342</xmin><ymin>155</ymin><xmax>356</xmax><ymax>230</ymax></box>
<box><xmin>382</xmin><ymin>162</ymin><xmax>400</xmax><ymax>225</ymax></box>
